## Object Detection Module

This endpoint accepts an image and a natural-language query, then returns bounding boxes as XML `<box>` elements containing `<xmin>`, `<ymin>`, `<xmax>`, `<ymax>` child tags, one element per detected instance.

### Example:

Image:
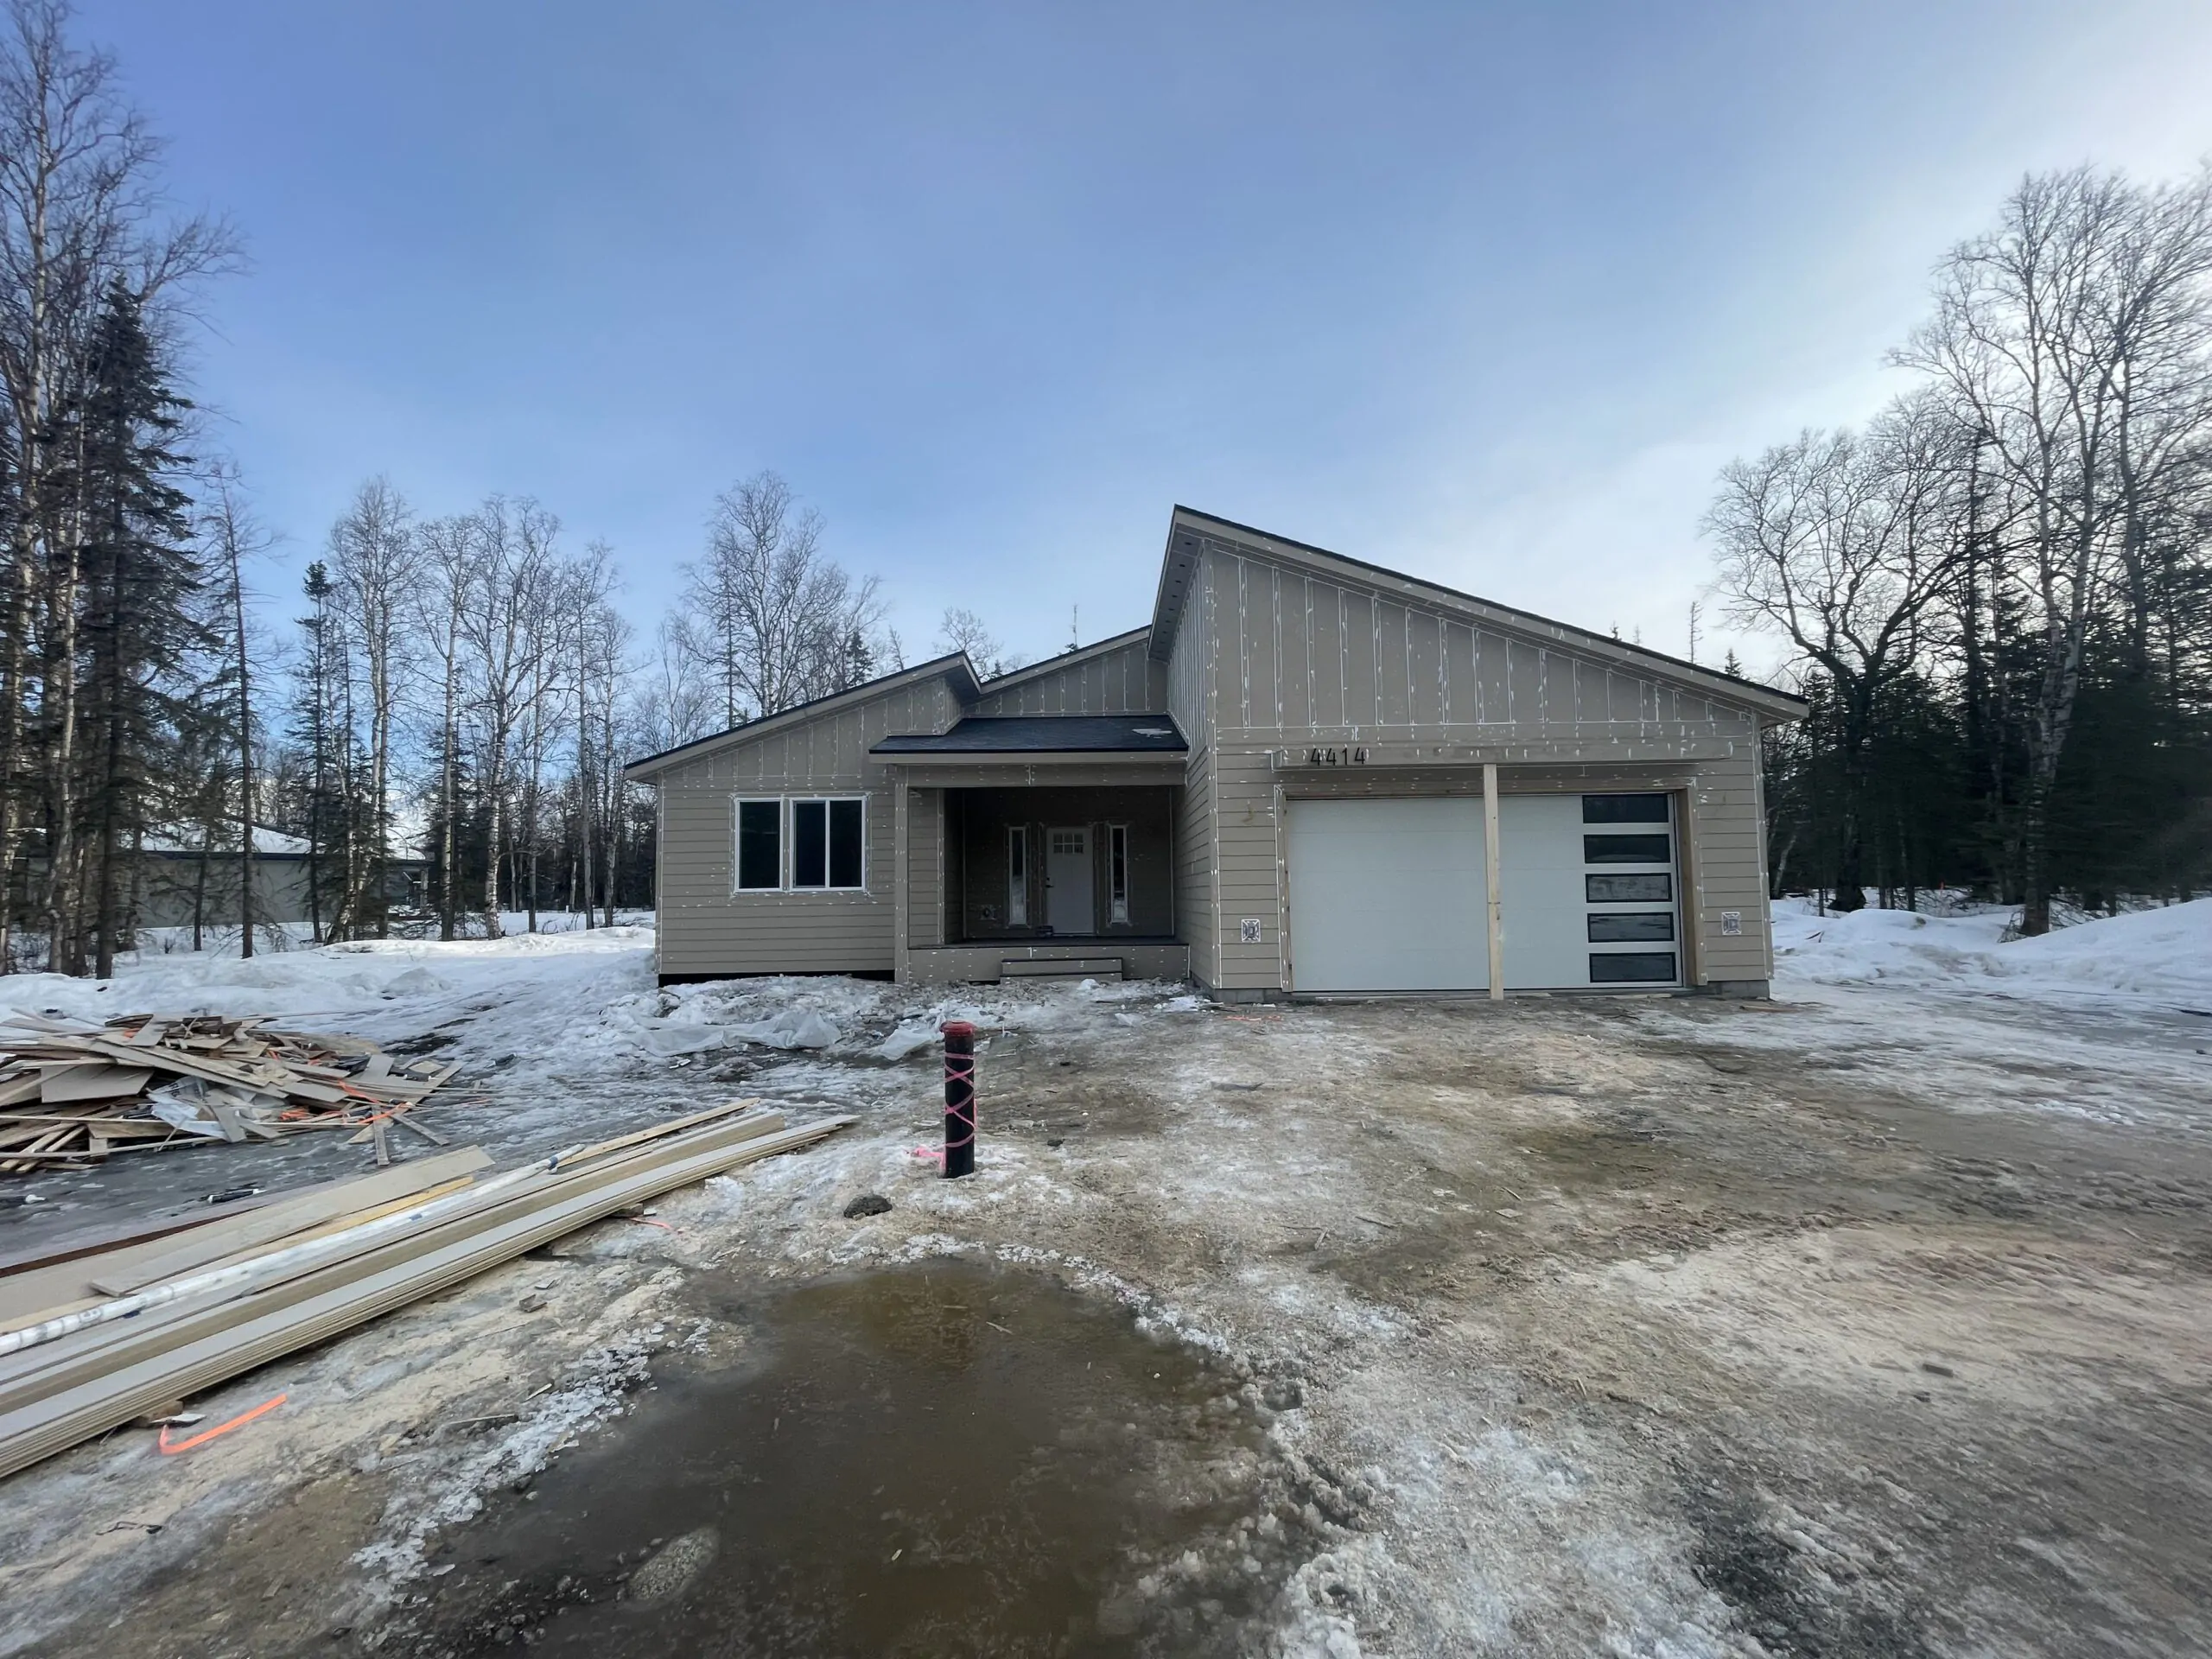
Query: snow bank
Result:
<box><xmin>1774</xmin><ymin>895</ymin><xmax>2212</xmax><ymax>1008</ymax></box>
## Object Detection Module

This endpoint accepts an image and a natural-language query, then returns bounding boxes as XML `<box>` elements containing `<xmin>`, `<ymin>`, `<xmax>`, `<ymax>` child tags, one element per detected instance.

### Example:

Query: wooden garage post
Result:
<box><xmin>1482</xmin><ymin>762</ymin><xmax>1504</xmax><ymax>1001</ymax></box>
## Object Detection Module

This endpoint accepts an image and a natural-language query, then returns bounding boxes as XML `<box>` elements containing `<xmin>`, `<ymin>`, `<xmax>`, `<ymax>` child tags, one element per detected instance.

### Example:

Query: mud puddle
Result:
<box><xmin>405</xmin><ymin>1261</ymin><xmax>1289</xmax><ymax>1657</ymax></box>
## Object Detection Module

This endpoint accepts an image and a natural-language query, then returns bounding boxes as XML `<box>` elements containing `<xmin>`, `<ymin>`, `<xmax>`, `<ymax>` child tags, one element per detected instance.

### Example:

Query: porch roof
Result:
<box><xmin>871</xmin><ymin>715</ymin><xmax>1186</xmax><ymax>758</ymax></box>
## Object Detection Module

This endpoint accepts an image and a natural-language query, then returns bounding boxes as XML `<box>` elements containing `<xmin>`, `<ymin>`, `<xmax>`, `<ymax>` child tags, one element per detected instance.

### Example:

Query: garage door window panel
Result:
<box><xmin>1584</xmin><ymin>833</ymin><xmax>1673</xmax><ymax>863</ymax></box>
<box><xmin>1588</xmin><ymin>912</ymin><xmax>1675</xmax><ymax>943</ymax></box>
<box><xmin>1589</xmin><ymin>951</ymin><xmax>1678</xmax><ymax>982</ymax></box>
<box><xmin>1582</xmin><ymin>793</ymin><xmax>1669</xmax><ymax>823</ymax></box>
<box><xmin>1586</xmin><ymin>872</ymin><xmax>1672</xmax><ymax>904</ymax></box>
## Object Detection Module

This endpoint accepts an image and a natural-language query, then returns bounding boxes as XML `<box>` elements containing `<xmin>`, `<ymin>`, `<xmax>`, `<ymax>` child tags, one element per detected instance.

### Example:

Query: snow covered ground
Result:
<box><xmin>2</xmin><ymin>905</ymin><xmax>2209</xmax><ymax>1657</ymax></box>
<box><xmin>1772</xmin><ymin>893</ymin><xmax>2212</xmax><ymax>1011</ymax></box>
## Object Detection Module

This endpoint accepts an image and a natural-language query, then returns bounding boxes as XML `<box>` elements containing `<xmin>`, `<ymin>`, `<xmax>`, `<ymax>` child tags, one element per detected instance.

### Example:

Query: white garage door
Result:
<box><xmin>1285</xmin><ymin>798</ymin><xmax>1490</xmax><ymax>992</ymax></box>
<box><xmin>1499</xmin><ymin>792</ymin><xmax>1681</xmax><ymax>989</ymax></box>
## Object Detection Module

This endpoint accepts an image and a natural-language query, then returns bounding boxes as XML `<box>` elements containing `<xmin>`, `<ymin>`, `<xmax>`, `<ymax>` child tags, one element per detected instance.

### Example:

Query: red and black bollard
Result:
<box><xmin>940</xmin><ymin>1020</ymin><xmax>976</xmax><ymax>1179</ymax></box>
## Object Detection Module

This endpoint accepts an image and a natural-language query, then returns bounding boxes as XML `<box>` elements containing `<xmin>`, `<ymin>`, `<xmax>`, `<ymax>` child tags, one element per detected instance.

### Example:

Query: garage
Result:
<box><xmin>1285</xmin><ymin>791</ymin><xmax>1681</xmax><ymax>994</ymax></box>
<box><xmin>1497</xmin><ymin>792</ymin><xmax>1681</xmax><ymax>989</ymax></box>
<box><xmin>1284</xmin><ymin>798</ymin><xmax>1489</xmax><ymax>992</ymax></box>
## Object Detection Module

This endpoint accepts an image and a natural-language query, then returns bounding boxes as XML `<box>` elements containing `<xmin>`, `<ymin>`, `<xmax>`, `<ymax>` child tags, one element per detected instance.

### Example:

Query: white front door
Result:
<box><xmin>1045</xmin><ymin>826</ymin><xmax>1092</xmax><ymax>934</ymax></box>
<box><xmin>1285</xmin><ymin>798</ymin><xmax>1490</xmax><ymax>992</ymax></box>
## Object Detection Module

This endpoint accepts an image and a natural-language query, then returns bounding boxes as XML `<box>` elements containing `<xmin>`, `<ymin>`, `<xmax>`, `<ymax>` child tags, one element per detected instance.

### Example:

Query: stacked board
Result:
<box><xmin>0</xmin><ymin>1100</ymin><xmax>854</xmax><ymax>1478</ymax></box>
<box><xmin>0</xmin><ymin>1012</ymin><xmax>459</xmax><ymax>1173</ymax></box>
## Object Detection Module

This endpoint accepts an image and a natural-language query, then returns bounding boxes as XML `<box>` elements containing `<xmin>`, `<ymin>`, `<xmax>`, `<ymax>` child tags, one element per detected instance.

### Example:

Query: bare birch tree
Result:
<box><xmin>681</xmin><ymin>472</ymin><xmax>883</xmax><ymax>723</ymax></box>
<box><xmin>327</xmin><ymin>476</ymin><xmax>417</xmax><ymax>938</ymax></box>
<box><xmin>459</xmin><ymin>496</ymin><xmax>561</xmax><ymax>938</ymax></box>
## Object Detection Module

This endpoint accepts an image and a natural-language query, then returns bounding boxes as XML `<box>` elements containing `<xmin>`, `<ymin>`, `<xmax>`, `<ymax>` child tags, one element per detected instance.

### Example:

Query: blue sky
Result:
<box><xmin>88</xmin><ymin>0</ymin><xmax>2212</xmax><ymax>675</ymax></box>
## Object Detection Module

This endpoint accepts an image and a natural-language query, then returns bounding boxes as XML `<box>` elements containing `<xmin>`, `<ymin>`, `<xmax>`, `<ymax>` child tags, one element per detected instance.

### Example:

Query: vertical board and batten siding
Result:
<box><xmin>968</xmin><ymin>634</ymin><xmax>1169</xmax><ymax>716</ymax></box>
<box><xmin>1178</xmin><ymin>537</ymin><xmax>1776</xmax><ymax>994</ymax></box>
<box><xmin>652</xmin><ymin>677</ymin><xmax>964</xmax><ymax>976</ymax></box>
<box><xmin>1163</xmin><ymin>565</ymin><xmax>1219</xmax><ymax>989</ymax></box>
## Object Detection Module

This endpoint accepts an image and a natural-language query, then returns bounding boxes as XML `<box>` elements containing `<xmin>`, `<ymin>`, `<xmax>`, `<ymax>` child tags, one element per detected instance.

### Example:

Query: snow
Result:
<box><xmin>3</xmin><ymin>911</ymin><xmax>2207</xmax><ymax>1655</ymax></box>
<box><xmin>1773</xmin><ymin>894</ymin><xmax>2212</xmax><ymax>1010</ymax></box>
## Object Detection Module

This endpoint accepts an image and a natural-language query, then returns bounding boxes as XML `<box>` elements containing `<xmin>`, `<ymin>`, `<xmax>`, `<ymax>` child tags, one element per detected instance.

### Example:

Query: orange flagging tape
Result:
<box><xmin>626</xmin><ymin>1217</ymin><xmax>678</xmax><ymax>1234</ymax></box>
<box><xmin>157</xmin><ymin>1392</ymin><xmax>287</xmax><ymax>1454</ymax></box>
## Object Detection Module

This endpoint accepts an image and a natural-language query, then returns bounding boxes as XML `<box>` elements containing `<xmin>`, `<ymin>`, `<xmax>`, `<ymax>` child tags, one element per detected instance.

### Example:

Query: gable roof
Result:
<box><xmin>970</xmin><ymin>626</ymin><xmax>1153</xmax><ymax>695</ymax></box>
<box><xmin>873</xmin><ymin>714</ymin><xmax>1185</xmax><ymax>756</ymax></box>
<box><xmin>1150</xmin><ymin>505</ymin><xmax>1807</xmax><ymax>721</ymax></box>
<box><xmin>623</xmin><ymin>653</ymin><xmax>983</xmax><ymax>780</ymax></box>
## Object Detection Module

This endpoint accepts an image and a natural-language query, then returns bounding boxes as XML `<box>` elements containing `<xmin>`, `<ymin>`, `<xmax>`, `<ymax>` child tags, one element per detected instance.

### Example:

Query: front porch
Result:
<box><xmin>876</xmin><ymin>715</ymin><xmax>1191</xmax><ymax>985</ymax></box>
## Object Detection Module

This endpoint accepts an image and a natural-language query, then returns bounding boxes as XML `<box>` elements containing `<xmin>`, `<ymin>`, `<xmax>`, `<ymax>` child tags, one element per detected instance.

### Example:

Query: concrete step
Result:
<box><xmin>1000</xmin><ymin>957</ymin><xmax>1124</xmax><ymax>981</ymax></box>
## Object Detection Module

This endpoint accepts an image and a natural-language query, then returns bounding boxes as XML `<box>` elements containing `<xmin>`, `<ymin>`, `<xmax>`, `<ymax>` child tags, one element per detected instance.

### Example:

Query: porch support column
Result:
<box><xmin>893</xmin><ymin>772</ymin><xmax>910</xmax><ymax>984</ymax></box>
<box><xmin>1482</xmin><ymin>762</ymin><xmax>1504</xmax><ymax>1001</ymax></box>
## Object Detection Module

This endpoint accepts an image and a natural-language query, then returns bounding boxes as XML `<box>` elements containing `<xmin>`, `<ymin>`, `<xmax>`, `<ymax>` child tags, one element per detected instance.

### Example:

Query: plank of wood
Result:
<box><xmin>0</xmin><ymin>1116</ymin><xmax>850</xmax><ymax>1478</ymax></box>
<box><xmin>372</xmin><ymin>1122</ymin><xmax>391</xmax><ymax>1167</ymax></box>
<box><xmin>0</xmin><ymin>1117</ymin><xmax>175</xmax><ymax>1138</ymax></box>
<box><xmin>126</xmin><ymin>1022</ymin><xmax>167</xmax><ymax>1048</ymax></box>
<box><xmin>0</xmin><ymin>1072</ymin><xmax>44</xmax><ymax>1108</ymax></box>
<box><xmin>55</xmin><ymin>1147</ymin><xmax>495</xmax><ymax>1304</ymax></box>
<box><xmin>0</xmin><ymin>1198</ymin><xmax>281</xmax><ymax>1281</ymax></box>
<box><xmin>389</xmin><ymin>1109</ymin><xmax>448</xmax><ymax>1148</ymax></box>
<box><xmin>41</xmin><ymin>1065</ymin><xmax>152</xmax><ymax>1105</ymax></box>
<box><xmin>558</xmin><ymin>1098</ymin><xmax>766</xmax><ymax>1170</ymax></box>
<box><xmin>204</xmin><ymin>1101</ymin><xmax>249</xmax><ymax>1145</ymax></box>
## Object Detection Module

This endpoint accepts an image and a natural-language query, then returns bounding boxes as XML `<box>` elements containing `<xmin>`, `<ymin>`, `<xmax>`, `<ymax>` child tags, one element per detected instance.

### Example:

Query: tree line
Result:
<box><xmin>1708</xmin><ymin>164</ymin><xmax>2212</xmax><ymax>932</ymax></box>
<box><xmin>0</xmin><ymin>1</ymin><xmax>1042</xmax><ymax>974</ymax></box>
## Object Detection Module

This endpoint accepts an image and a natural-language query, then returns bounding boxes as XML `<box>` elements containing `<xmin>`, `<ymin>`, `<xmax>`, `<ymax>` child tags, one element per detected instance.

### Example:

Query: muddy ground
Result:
<box><xmin>2</xmin><ymin>976</ymin><xmax>2208</xmax><ymax>1657</ymax></box>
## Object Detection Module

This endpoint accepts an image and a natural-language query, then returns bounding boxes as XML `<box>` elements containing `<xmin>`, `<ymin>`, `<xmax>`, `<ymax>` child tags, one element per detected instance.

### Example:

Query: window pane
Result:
<box><xmin>1007</xmin><ymin>828</ymin><xmax>1027</xmax><ymax>924</ymax></box>
<box><xmin>1586</xmin><ymin>873</ymin><xmax>1672</xmax><ymax>903</ymax></box>
<box><xmin>829</xmin><ymin>798</ymin><xmax>865</xmax><ymax>888</ymax></box>
<box><xmin>1590</xmin><ymin>951</ymin><xmax>1677</xmax><ymax>982</ymax></box>
<box><xmin>792</xmin><ymin>800</ymin><xmax>828</xmax><ymax>887</ymax></box>
<box><xmin>736</xmin><ymin>801</ymin><xmax>780</xmax><ymax>890</ymax></box>
<box><xmin>1585</xmin><ymin>833</ymin><xmax>1673</xmax><ymax>864</ymax></box>
<box><xmin>1582</xmin><ymin>793</ymin><xmax>1669</xmax><ymax>823</ymax></box>
<box><xmin>1588</xmin><ymin>911</ymin><xmax>1675</xmax><ymax>943</ymax></box>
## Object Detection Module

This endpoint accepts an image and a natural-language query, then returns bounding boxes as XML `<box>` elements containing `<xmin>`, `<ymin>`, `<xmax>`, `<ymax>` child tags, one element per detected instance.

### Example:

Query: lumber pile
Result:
<box><xmin>0</xmin><ymin>1011</ymin><xmax>460</xmax><ymax>1173</ymax></box>
<box><xmin>0</xmin><ymin>1099</ymin><xmax>853</xmax><ymax>1479</ymax></box>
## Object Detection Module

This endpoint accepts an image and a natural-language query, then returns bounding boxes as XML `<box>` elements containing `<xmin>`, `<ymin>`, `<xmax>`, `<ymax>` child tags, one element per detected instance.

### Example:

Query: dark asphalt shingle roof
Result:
<box><xmin>872</xmin><ymin>715</ymin><xmax>1187</xmax><ymax>756</ymax></box>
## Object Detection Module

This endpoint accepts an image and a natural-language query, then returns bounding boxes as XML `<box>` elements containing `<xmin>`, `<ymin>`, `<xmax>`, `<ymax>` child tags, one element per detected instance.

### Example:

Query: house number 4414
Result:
<box><xmin>1303</xmin><ymin>746</ymin><xmax>1370</xmax><ymax>766</ymax></box>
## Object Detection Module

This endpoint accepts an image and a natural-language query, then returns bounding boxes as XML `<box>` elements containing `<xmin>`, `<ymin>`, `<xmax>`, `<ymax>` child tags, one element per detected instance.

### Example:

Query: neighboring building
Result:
<box><xmin>137</xmin><ymin>827</ymin><xmax>429</xmax><ymax>931</ymax></box>
<box><xmin>625</xmin><ymin>507</ymin><xmax>1806</xmax><ymax>999</ymax></box>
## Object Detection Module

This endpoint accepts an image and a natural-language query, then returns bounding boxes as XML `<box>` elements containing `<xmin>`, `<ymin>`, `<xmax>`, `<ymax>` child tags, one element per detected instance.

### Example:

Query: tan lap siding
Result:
<box><xmin>650</xmin><ymin>677</ymin><xmax>963</xmax><ymax>977</ymax></box>
<box><xmin>1684</xmin><ymin>746</ymin><xmax>1771</xmax><ymax>984</ymax></box>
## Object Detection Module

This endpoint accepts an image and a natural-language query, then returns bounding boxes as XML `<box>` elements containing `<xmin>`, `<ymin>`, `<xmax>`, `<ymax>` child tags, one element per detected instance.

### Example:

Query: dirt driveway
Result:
<box><xmin>4</xmin><ymin>976</ymin><xmax>2208</xmax><ymax>1657</ymax></box>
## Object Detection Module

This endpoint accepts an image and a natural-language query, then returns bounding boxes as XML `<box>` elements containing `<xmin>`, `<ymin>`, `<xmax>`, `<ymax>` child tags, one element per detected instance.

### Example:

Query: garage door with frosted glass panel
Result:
<box><xmin>1498</xmin><ymin>792</ymin><xmax>1680</xmax><ymax>989</ymax></box>
<box><xmin>1285</xmin><ymin>798</ymin><xmax>1490</xmax><ymax>992</ymax></box>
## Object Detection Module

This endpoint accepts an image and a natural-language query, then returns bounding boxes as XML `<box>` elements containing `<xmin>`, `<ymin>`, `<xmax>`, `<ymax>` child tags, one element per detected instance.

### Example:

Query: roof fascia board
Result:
<box><xmin>975</xmin><ymin>626</ymin><xmax>1152</xmax><ymax>694</ymax></box>
<box><xmin>876</xmin><ymin>752</ymin><xmax>1187</xmax><ymax>770</ymax></box>
<box><xmin>1166</xmin><ymin>506</ymin><xmax>1806</xmax><ymax>720</ymax></box>
<box><xmin>624</xmin><ymin>654</ymin><xmax>982</xmax><ymax>779</ymax></box>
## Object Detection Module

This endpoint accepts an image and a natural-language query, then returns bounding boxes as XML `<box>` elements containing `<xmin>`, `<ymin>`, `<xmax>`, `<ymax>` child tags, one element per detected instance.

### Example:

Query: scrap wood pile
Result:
<box><xmin>0</xmin><ymin>1011</ymin><xmax>461</xmax><ymax>1173</ymax></box>
<box><xmin>0</xmin><ymin>1098</ymin><xmax>853</xmax><ymax>1479</ymax></box>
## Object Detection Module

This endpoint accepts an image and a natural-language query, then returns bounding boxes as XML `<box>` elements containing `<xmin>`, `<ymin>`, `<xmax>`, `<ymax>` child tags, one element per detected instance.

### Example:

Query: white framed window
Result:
<box><xmin>791</xmin><ymin>797</ymin><xmax>867</xmax><ymax>890</ymax></box>
<box><xmin>1006</xmin><ymin>825</ymin><xmax>1028</xmax><ymax>925</ymax></box>
<box><xmin>1108</xmin><ymin>823</ymin><xmax>1130</xmax><ymax>925</ymax></box>
<box><xmin>734</xmin><ymin>798</ymin><xmax>783</xmax><ymax>891</ymax></box>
